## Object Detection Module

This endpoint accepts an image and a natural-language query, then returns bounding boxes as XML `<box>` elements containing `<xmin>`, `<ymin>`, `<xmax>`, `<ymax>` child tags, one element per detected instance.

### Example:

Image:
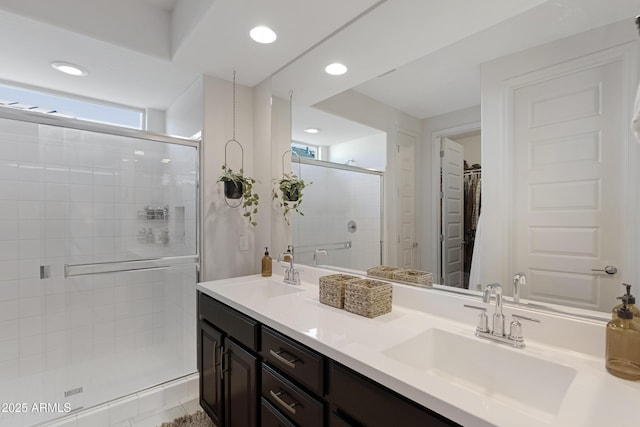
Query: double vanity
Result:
<box><xmin>197</xmin><ymin>264</ymin><xmax>640</xmax><ymax>426</ymax></box>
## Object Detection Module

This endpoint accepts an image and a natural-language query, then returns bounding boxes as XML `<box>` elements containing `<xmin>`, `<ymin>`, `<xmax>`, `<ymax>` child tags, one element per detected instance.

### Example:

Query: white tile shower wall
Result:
<box><xmin>293</xmin><ymin>164</ymin><xmax>381</xmax><ymax>271</ymax></box>
<box><xmin>0</xmin><ymin>118</ymin><xmax>198</xmax><ymax>424</ymax></box>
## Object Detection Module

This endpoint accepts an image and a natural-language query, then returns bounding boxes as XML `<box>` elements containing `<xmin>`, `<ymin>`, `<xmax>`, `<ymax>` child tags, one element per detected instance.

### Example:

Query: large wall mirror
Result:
<box><xmin>271</xmin><ymin>0</ymin><xmax>640</xmax><ymax>316</ymax></box>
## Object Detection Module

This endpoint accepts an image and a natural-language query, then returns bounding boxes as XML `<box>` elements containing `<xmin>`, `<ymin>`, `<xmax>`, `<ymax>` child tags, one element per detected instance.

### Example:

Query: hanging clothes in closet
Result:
<box><xmin>463</xmin><ymin>167</ymin><xmax>481</xmax><ymax>288</ymax></box>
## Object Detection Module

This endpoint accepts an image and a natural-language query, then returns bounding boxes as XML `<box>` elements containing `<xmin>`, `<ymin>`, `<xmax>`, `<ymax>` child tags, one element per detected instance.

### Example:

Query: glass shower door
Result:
<box><xmin>292</xmin><ymin>160</ymin><xmax>383</xmax><ymax>271</ymax></box>
<box><xmin>0</xmin><ymin>112</ymin><xmax>199</xmax><ymax>426</ymax></box>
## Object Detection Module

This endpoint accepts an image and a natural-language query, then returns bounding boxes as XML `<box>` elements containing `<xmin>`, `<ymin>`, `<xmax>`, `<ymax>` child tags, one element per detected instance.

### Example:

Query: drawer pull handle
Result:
<box><xmin>270</xmin><ymin>349</ymin><xmax>299</xmax><ymax>369</ymax></box>
<box><xmin>269</xmin><ymin>390</ymin><xmax>299</xmax><ymax>415</ymax></box>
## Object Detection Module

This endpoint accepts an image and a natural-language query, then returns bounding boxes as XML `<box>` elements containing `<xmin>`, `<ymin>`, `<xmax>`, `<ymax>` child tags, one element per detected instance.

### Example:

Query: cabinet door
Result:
<box><xmin>224</xmin><ymin>338</ymin><xmax>258</xmax><ymax>427</ymax></box>
<box><xmin>198</xmin><ymin>321</ymin><xmax>223</xmax><ymax>426</ymax></box>
<box><xmin>329</xmin><ymin>362</ymin><xmax>459</xmax><ymax>427</ymax></box>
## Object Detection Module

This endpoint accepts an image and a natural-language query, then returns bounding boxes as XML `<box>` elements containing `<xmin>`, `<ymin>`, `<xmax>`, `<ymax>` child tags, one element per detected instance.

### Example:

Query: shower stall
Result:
<box><xmin>0</xmin><ymin>109</ymin><xmax>199</xmax><ymax>426</ymax></box>
<box><xmin>292</xmin><ymin>158</ymin><xmax>383</xmax><ymax>271</ymax></box>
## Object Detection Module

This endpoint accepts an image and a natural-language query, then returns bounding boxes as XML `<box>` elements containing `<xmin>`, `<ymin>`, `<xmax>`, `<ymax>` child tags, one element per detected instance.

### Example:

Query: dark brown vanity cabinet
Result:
<box><xmin>198</xmin><ymin>293</ymin><xmax>259</xmax><ymax>427</ymax></box>
<box><xmin>198</xmin><ymin>291</ymin><xmax>460</xmax><ymax>427</ymax></box>
<box><xmin>328</xmin><ymin>362</ymin><xmax>460</xmax><ymax>427</ymax></box>
<box><xmin>260</xmin><ymin>326</ymin><xmax>326</xmax><ymax>426</ymax></box>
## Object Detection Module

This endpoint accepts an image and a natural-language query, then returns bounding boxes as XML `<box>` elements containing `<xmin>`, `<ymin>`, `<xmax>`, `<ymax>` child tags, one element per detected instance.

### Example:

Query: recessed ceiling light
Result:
<box><xmin>304</xmin><ymin>128</ymin><xmax>320</xmax><ymax>134</ymax></box>
<box><xmin>250</xmin><ymin>26</ymin><xmax>277</xmax><ymax>44</ymax></box>
<box><xmin>161</xmin><ymin>158</ymin><xmax>171</xmax><ymax>163</ymax></box>
<box><xmin>325</xmin><ymin>63</ymin><xmax>348</xmax><ymax>76</ymax></box>
<box><xmin>134</xmin><ymin>150</ymin><xmax>145</xmax><ymax>156</ymax></box>
<box><xmin>51</xmin><ymin>61</ymin><xmax>88</xmax><ymax>77</ymax></box>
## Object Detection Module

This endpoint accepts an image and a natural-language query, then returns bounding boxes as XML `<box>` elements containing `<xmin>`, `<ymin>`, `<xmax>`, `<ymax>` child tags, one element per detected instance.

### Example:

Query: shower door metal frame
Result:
<box><xmin>0</xmin><ymin>107</ymin><xmax>202</xmax><ymax>279</ymax></box>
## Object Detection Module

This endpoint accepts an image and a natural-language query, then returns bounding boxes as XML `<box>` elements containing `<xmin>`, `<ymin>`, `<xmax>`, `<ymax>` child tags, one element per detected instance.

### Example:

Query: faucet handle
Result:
<box><xmin>464</xmin><ymin>304</ymin><xmax>489</xmax><ymax>333</ymax></box>
<box><xmin>508</xmin><ymin>314</ymin><xmax>540</xmax><ymax>342</ymax></box>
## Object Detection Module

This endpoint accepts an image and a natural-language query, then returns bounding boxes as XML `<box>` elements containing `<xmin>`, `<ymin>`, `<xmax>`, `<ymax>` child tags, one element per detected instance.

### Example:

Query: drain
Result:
<box><xmin>64</xmin><ymin>387</ymin><xmax>83</xmax><ymax>398</ymax></box>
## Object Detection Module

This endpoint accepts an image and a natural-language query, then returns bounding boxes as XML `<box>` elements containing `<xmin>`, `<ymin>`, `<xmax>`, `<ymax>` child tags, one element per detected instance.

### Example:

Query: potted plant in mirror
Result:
<box><xmin>217</xmin><ymin>165</ymin><xmax>259</xmax><ymax>226</ymax></box>
<box><xmin>273</xmin><ymin>173</ymin><xmax>311</xmax><ymax>224</ymax></box>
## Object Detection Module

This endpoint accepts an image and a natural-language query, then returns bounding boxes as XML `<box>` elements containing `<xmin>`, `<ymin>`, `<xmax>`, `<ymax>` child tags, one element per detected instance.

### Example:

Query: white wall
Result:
<box><xmin>451</xmin><ymin>133</ymin><xmax>481</xmax><ymax>167</ymax></box>
<box><xmin>201</xmin><ymin>75</ymin><xmax>256</xmax><ymax>281</ymax></box>
<box><xmin>252</xmin><ymin>79</ymin><xmax>273</xmax><ymax>271</ymax></box>
<box><xmin>145</xmin><ymin>108</ymin><xmax>166</xmax><ymax>134</ymax></box>
<box><xmin>328</xmin><ymin>132</ymin><xmax>386</xmax><ymax>171</ymax></box>
<box><xmin>165</xmin><ymin>76</ymin><xmax>203</xmax><ymax>139</ymax></box>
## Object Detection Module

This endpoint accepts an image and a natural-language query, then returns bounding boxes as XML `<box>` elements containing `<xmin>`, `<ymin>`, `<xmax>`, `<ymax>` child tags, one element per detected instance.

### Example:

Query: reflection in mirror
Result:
<box><xmin>277</xmin><ymin>1</ymin><xmax>640</xmax><ymax>316</ymax></box>
<box><xmin>290</xmin><ymin>105</ymin><xmax>385</xmax><ymax>271</ymax></box>
<box><xmin>291</xmin><ymin>160</ymin><xmax>383</xmax><ymax>271</ymax></box>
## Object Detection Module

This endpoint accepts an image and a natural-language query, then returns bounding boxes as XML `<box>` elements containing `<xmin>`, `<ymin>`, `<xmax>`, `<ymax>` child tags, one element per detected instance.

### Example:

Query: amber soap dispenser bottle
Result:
<box><xmin>606</xmin><ymin>296</ymin><xmax>640</xmax><ymax>381</ymax></box>
<box><xmin>261</xmin><ymin>247</ymin><xmax>272</xmax><ymax>277</ymax></box>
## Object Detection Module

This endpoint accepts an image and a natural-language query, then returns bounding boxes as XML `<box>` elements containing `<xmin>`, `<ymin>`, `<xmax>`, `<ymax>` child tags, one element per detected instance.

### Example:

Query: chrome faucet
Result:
<box><xmin>278</xmin><ymin>246</ymin><xmax>300</xmax><ymax>285</ymax></box>
<box><xmin>465</xmin><ymin>282</ymin><xmax>540</xmax><ymax>349</ymax></box>
<box><xmin>483</xmin><ymin>283</ymin><xmax>505</xmax><ymax>337</ymax></box>
<box><xmin>513</xmin><ymin>272</ymin><xmax>526</xmax><ymax>304</ymax></box>
<box><xmin>313</xmin><ymin>248</ymin><xmax>328</xmax><ymax>266</ymax></box>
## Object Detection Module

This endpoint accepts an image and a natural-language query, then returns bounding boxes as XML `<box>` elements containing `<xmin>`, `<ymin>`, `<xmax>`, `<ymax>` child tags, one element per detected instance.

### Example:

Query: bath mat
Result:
<box><xmin>160</xmin><ymin>411</ymin><xmax>215</xmax><ymax>427</ymax></box>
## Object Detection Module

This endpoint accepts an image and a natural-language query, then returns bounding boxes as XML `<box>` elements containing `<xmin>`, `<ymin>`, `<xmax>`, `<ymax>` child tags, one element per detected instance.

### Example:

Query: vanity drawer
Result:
<box><xmin>198</xmin><ymin>292</ymin><xmax>259</xmax><ymax>352</ymax></box>
<box><xmin>261</xmin><ymin>397</ymin><xmax>296</xmax><ymax>427</ymax></box>
<box><xmin>261</xmin><ymin>326</ymin><xmax>324</xmax><ymax>396</ymax></box>
<box><xmin>262</xmin><ymin>364</ymin><xmax>324</xmax><ymax>427</ymax></box>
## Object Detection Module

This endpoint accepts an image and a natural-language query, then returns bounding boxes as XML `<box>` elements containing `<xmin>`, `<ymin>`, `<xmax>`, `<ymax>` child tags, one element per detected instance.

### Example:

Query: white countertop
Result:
<box><xmin>197</xmin><ymin>266</ymin><xmax>640</xmax><ymax>427</ymax></box>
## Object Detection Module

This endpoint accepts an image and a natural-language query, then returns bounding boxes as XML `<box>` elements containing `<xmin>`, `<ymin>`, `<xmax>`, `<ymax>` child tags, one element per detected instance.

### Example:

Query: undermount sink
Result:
<box><xmin>382</xmin><ymin>328</ymin><xmax>576</xmax><ymax>421</ymax></box>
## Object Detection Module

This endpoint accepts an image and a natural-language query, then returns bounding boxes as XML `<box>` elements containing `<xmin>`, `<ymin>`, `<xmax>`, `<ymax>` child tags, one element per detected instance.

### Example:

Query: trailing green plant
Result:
<box><xmin>217</xmin><ymin>165</ymin><xmax>259</xmax><ymax>226</ymax></box>
<box><xmin>273</xmin><ymin>173</ymin><xmax>311</xmax><ymax>225</ymax></box>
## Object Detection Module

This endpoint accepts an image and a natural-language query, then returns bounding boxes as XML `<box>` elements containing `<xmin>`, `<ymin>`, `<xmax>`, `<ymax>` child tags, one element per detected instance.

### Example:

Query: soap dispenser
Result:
<box><xmin>612</xmin><ymin>284</ymin><xmax>640</xmax><ymax>323</ymax></box>
<box><xmin>606</xmin><ymin>298</ymin><xmax>640</xmax><ymax>381</ymax></box>
<box><xmin>261</xmin><ymin>247</ymin><xmax>272</xmax><ymax>277</ymax></box>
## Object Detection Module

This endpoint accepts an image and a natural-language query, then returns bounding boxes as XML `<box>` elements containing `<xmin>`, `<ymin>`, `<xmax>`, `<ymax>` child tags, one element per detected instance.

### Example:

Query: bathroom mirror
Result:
<box><xmin>273</xmin><ymin>1</ymin><xmax>640</xmax><ymax>316</ymax></box>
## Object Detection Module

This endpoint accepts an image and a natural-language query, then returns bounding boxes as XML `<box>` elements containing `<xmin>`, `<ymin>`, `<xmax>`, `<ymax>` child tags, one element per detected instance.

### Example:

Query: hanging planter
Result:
<box><xmin>283</xmin><ymin>184</ymin><xmax>299</xmax><ymax>202</ymax></box>
<box><xmin>273</xmin><ymin>92</ymin><xmax>311</xmax><ymax>225</ymax></box>
<box><xmin>224</xmin><ymin>180</ymin><xmax>243</xmax><ymax>199</ymax></box>
<box><xmin>216</xmin><ymin>71</ymin><xmax>259</xmax><ymax>226</ymax></box>
<box><xmin>273</xmin><ymin>150</ymin><xmax>311</xmax><ymax>225</ymax></box>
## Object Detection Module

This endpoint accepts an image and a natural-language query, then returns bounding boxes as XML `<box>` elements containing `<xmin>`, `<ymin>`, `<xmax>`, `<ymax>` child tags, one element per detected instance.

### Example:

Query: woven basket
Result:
<box><xmin>392</xmin><ymin>269</ymin><xmax>433</xmax><ymax>287</ymax></box>
<box><xmin>366</xmin><ymin>265</ymin><xmax>401</xmax><ymax>279</ymax></box>
<box><xmin>319</xmin><ymin>274</ymin><xmax>360</xmax><ymax>308</ymax></box>
<box><xmin>344</xmin><ymin>279</ymin><xmax>392</xmax><ymax>318</ymax></box>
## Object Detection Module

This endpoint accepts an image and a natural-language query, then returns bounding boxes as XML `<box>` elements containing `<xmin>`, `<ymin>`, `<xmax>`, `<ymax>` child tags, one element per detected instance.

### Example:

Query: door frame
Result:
<box><xmin>431</xmin><ymin>122</ymin><xmax>481</xmax><ymax>285</ymax></box>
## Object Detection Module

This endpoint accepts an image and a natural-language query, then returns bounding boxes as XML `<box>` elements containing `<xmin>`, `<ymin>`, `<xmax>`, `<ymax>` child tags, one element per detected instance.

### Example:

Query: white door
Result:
<box><xmin>397</xmin><ymin>131</ymin><xmax>417</xmax><ymax>269</ymax></box>
<box><xmin>513</xmin><ymin>59</ymin><xmax>625</xmax><ymax>311</ymax></box>
<box><xmin>441</xmin><ymin>138</ymin><xmax>464</xmax><ymax>287</ymax></box>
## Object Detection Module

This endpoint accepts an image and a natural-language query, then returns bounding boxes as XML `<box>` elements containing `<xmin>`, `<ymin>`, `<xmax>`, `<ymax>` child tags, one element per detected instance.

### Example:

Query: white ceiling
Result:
<box><xmin>0</xmin><ymin>0</ymin><xmax>637</xmax><ymax>141</ymax></box>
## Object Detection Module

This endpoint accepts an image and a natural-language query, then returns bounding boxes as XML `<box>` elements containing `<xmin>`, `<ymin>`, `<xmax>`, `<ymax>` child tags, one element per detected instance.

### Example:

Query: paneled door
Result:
<box><xmin>512</xmin><ymin>55</ymin><xmax>625</xmax><ymax>311</ymax></box>
<box><xmin>441</xmin><ymin>138</ymin><xmax>464</xmax><ymax>287</ymax></box>
<box><xmin>397</xmin><ymin>130</ymin><xmax>417</xmax><ymax>269</ymax></box>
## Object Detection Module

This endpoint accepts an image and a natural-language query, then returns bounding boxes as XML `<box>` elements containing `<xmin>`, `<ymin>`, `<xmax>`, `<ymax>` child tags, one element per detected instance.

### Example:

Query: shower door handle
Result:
<box><xmin>64</xmin><ymin>255</ymin><xmax>199</xmax><ymax>278</ymax></box>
